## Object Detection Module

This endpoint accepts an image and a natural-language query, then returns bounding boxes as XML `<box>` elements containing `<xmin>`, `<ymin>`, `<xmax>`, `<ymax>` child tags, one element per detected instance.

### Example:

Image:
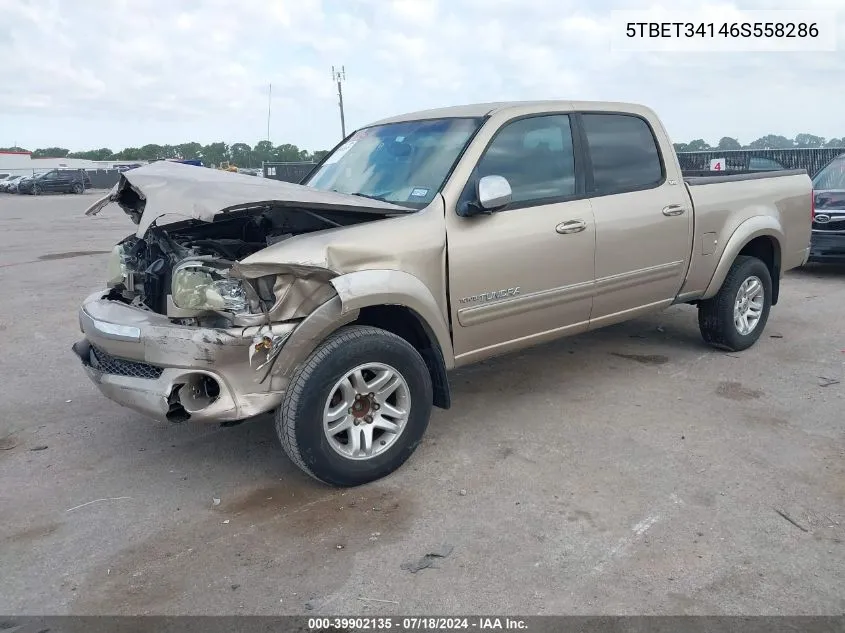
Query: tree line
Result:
<box><xmin>673</xmin><ymin>134</ymin><xmax>845</xmax><ymax>152</ymax></box>
<box><xmin>4</xmin><ymin>132</ymin><xmax>844</xmax><ymax>166</ymax></box>
<box><xmin>0</xmin><ymin>141</ymin><xmax>330</xmax><ymax>168</ymax></box>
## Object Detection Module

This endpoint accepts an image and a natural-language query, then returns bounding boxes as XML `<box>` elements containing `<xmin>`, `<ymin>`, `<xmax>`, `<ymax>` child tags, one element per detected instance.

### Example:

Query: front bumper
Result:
<box><xmin>808</xmin><ymin>231</ymin><xmax>845</xmax><ymax>263</ymax></box>
<box><xmin>72</xmin><ymin>290</ymin><xmax>297</xmax><ymax>423</ymax></box>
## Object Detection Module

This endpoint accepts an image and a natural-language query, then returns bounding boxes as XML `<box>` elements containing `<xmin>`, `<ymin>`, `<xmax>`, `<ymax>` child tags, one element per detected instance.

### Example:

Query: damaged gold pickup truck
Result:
<box><xmin>73</xmin><ymin>100</ymin><xmax>813</xmax><ymax>486</ymax></box>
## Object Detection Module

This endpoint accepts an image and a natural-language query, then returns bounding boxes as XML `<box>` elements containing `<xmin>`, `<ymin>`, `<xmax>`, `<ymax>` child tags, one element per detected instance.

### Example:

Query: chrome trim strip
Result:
<box><xmin>456</xmin><ymin>260</ymin><xmax>685</xmax><ymax>328</ymax></box>
<box><xmin>80</xmin><ymin>309</ymin><xmax>142</xmax><ymax>342</ymax></box>
<box><xmin>454</xmin><ymin>319</ymin><xmax>589</xmax><ymax>363</ymax></box>
<box><xmin>457</xmin><ymin>280</ymin><xmax>593</xmax><ymax>327</ymax></box>
<box><xmin>593</xmin><ymin>261</ymin><xmax>684</xmax><ymax>297</ymax></box>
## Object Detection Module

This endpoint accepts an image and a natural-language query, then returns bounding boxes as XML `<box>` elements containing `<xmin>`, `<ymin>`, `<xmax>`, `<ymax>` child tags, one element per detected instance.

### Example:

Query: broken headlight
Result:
<box><xmin>171</xmin><ymin>260</ymin><xmax>252</xmax><ymax>313</ymax></box>
<box><xmin>106</xmin><ymin>244</ymin><xmax>128</xmax><ymax>287</ymax></box>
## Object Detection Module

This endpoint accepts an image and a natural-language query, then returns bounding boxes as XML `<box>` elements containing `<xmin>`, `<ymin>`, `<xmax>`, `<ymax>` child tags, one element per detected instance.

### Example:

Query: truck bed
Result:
<box><xmin>683</xmin><ymin>169</ymin><xmax>808</xmax><ymax>185</ymax></box>
<box><xmin>677</xmin><ymin>168</ymin><xmax>813</xmax><ymax>302</ymax></box>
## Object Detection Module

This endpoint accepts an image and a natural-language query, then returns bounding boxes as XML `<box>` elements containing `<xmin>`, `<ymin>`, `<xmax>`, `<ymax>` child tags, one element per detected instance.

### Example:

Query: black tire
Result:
<box><xmin>698</xmin><ymin>255</ymin><xmax>772</xmax><ymax>352</ymax></box>
<box><xmin>276</xmin><ymin>325</ymin><xmax>433</xmax><ymax>487</ymax></box>
<box><xmin>72</xmin><ymin>183</ymin><xmax>84</xmax><ymax>194</ymax></box>
<box><xmin>31</xmin><ymin>185</ymin><xmax>40</xmax><ymax>195</ymax></box>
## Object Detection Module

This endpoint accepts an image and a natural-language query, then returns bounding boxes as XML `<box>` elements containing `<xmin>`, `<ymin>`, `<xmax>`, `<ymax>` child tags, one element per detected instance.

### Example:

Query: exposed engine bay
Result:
<box><xmin>104</xmin><ymin>204</ymin><xmax>389</xmax><ymax>326</ymax></box>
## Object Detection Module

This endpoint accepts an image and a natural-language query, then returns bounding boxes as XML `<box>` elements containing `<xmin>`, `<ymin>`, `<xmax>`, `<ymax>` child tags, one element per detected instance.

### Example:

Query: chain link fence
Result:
<box><xmin>677</xmin><ymin>148</ymin><xmax>845</xmax><ymax>179</ymax></box>
<box><xmin>261</xmin><ymin>152</ymin><xmax>845</xmax><ymax>185</ymax></box>
<box><xmin>262</xmin><ymin>161</ymin><xmax>317</xmax><ymax>183</ymax></box>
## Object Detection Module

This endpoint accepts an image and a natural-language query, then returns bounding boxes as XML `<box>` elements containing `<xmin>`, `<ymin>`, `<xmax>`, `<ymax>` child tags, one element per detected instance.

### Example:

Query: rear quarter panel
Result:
<box><xmin>679</xmin><ymin>172</ymin><xmax>812</xmax><ymax>300</ymax></box>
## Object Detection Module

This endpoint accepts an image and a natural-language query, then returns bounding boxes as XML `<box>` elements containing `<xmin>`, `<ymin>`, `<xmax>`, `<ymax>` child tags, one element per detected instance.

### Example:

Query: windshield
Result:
<box><xmin>304</xmin><ymin>117</ymin><xmax>483</xmax><ymax>207</ymax></box>
<box><xmin>813</xmin><ymin>155</ymin><xmax>845</xmax><ymax>190</ymax></box>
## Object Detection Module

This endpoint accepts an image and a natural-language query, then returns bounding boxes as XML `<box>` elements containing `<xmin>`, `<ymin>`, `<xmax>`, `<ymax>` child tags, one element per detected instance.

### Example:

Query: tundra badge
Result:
<box><xmin>459</xmin><ymin>287</ymin><xmax>520</xmax><ymax>304</ymax></box>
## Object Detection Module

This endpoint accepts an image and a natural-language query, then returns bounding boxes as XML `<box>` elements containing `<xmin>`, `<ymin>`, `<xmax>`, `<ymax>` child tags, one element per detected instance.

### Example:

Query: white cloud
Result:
<box><xmin>0</xmin><ymin>0</ymin><xmax>843</xmax><ymax>151</ymax></box>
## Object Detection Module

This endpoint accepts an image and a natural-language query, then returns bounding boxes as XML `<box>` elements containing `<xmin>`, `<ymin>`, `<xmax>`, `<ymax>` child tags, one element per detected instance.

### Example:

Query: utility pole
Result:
<box><xmin>332</xmin><ymin>65</ymin><xmax>346</xmax><ymax>139</ymax></box>
<box><xmin>266</xmin><ymin>83</ymin><xmax>272</xmax><ymax>142</ymax></box>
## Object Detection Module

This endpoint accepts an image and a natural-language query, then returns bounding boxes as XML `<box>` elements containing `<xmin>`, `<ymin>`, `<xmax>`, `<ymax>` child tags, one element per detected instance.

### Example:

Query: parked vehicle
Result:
<box><xmin>18</xmin><ymin>169</ymin><xmax>92</xmax><ymax>195</ymax></box>
<box><xmin>72</xmin><ymin>100</ymin><xmax>813</xmax><ymax>486</ymax></box>
<box><xmin>0</xmin><ymin>175</ymin><xmax>27</xmax><ymax>193</ymax></box>
<box><xmin>748</xmin><ymin>157</ymin><xmax>786</xmax><ymax>171</ymax></box>
<box><xmin>808</xmin><ymin>153</ymin><xmax>845</xmax><ymax>263</ymax></box>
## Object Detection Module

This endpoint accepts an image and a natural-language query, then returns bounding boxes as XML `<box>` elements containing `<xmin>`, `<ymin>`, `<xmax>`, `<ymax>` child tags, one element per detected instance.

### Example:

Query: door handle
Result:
<box><xmin>555</xmin><ymin>219</ymin><xmax>587</xmax><ymax>234</ymax></box>
<box><xmin>662</xmin><ymin>204</ymin><xmax>686</xmax><ymax>216</ymax></box>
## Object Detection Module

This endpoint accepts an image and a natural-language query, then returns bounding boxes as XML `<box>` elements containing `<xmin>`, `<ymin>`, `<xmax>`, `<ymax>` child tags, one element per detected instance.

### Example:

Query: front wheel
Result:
<box><xmin>698</xmin><ymin>255</ymin><xmax>772</xmax><ymax>352</ymax></box>
<box><xmin>31</xmin><ymin>184</ymin><xmax>40</xmax><ymax>195</ymax></box>
<box><xmin>276</xmin><ymin>325</ymin><xmax>433</xmax><ymax>487</ymax></box>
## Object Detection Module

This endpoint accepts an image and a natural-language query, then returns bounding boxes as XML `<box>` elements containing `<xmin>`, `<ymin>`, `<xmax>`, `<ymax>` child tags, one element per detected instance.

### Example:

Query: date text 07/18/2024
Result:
<box><xmin>306</xmin><ymin>617</ymin><xmax>528</xmax><ymax>630</ymax></box>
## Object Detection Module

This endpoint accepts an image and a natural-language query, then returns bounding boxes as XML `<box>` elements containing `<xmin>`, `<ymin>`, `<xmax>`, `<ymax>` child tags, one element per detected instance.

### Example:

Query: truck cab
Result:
<box><xmin>73</xmin><ymin>100</ymin><xmax>813</xmax><ymax>487</ymax></box>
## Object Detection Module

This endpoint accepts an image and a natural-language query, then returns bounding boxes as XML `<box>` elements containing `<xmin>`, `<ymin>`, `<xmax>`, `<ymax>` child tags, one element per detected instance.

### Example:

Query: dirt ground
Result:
<box><xmin>1</xmin><ymin>192</ymin><xmax>843</xmax><ymax>616</ymax></box>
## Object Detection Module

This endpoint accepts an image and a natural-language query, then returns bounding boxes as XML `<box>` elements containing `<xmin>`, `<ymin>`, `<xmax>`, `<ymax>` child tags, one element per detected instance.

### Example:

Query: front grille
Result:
<box><xmin>90</xmin><ymin>345</ymin><xmax>164</xmax><ymax>380</ymax></box>
<box><xmin>813</xmin><ymin>218</ymin><xmax>845</xmax><ymax>232</ymax></box>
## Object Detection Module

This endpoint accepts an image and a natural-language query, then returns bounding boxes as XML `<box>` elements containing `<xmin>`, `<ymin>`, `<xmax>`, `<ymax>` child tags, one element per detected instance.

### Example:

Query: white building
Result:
<box><xmin>0</xmin><ymin>151</ymin><xmax>146</xmax><ymax>177</ymax></box>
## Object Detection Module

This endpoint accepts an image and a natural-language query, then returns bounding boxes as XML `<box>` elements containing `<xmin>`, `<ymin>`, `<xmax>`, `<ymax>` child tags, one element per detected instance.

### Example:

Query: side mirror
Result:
<box><xmin>477</xmin><ymin>175</ymin><xmax>512</xmax><ymax>211</ymax></box>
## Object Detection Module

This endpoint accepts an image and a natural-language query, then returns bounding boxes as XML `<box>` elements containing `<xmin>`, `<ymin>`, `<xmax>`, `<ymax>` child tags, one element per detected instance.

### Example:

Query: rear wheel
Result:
<box><xmin>72</xmin><ymin>183</ymin><xmax>84</xmax><ymax>194</ymax></box>
<box><xmin>698</xmin><ymin>255</ymin><xmax>772</xmax><ymax>352</ymax></box>
<box><xmin>276</xmin><ymin>325</ymin><xmax>433</xmax><ymax>487</ymax></box>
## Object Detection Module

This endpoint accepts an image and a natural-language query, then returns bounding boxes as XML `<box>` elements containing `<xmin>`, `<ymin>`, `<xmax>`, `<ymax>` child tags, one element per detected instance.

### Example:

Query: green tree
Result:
<box><xmin>160</xmin><ymin>145</ymin><xmax>179</xmax><ymax>160</ymax></box>
<box><xmin>717</xmin><ymin>137</ymin><xmax>742</xmax><ymax>150</ymax></box>
<box><xmin>175</xmin><ymin>142</ymin><xmax>203</xmax><ymax>160</ymax></box>
<box><xmin>114</xmin><ymin>147</ymin><xmax>142</xmax><ymax>160</ymax></box>
<box><xmin>673</xmin><ymin>142</ymin><xmax>690</xmax><ymax>153</ymax></box>
<box><xmin>747</xmin><ymin>135</ymin><xmax>792</xmax><ymax>149</ymax></box>
<box><xmin>311</xmin><ymin>150</ymin><xmax>329</xmax><ymax>162</ymax></box>
<box><xmin>230</xmin><ymin>142</ymin><xmax>253</xmax><ymax>167</ymax></box>
<box><xmin>273</xmin><ymin>143</ymin><xmax>308</xmax><ymax>162</ymax></box>
<box><xmin>825</xmin><ymin>138</ymin><xmax>845</xmax><ymax>148</ymax></box>
<box><xmin>68</xmin><ymin>148</ymin><xmax>115</xmax><ymax>161</ymax></box>
<box><xmin>200</xmin><ymin>142</ymin><xmax>229</xmax><ymax>168</ymax></box>
<box><xmin>31</xmin><ymin>147</ymin><xmax>70</xmax><ymax>158</ymax></box>
<box><xmin>793</xmin><ymin>133</ymin><xmax>825</xmax><ymax>148</ymax></box>
<box><xmin>0</xmin><ymin>146</ymin><xmax>30</xmax><ymax>153</ymax></box>
<box><xmin>686</xmin><ymin>139</ymin><xmax>711</xmax><ymax>151</ymax></box>
<box><xmin>253</xmin><ymin>140</ymin><xmax>274</xmax><ymax>165</ymax></box>
<box><xmin>138</xmin><ymin>144</ymin><xmax>165</xmax><ymax>161</ymax></box>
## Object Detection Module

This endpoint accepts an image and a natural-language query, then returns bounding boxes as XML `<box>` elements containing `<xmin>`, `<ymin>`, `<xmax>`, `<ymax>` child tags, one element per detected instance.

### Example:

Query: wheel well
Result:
<box><xmin>739</xmin><ymin>236</ymin><xmax>781</xmax><ymax>305</ymax></box>
<box><xmin>354</xmin><ymin>305</ymin><xmax>451</xmax><ymax>410</ymax></box>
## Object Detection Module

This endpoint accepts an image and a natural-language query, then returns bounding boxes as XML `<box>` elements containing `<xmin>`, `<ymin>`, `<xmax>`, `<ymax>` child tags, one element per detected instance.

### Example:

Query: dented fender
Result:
<box><xmin>330</xmin><ymin>269</ymin><xmax>454</xmax><ymax>369</ymax></box>
<box><xmin>267</xmin><ymin>295</ymin><xmax>359</xmax><ymax>389</ymax></box>
<box><xmin>264</xmin><ymin>269</ymin><xmax>455</xmax><ymax>389</ymax></box>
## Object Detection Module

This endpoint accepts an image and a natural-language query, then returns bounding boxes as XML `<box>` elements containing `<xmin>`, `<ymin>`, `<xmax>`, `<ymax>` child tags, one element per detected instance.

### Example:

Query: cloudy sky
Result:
<box><xmin>1</xmin><ymin>0</ymin><xmax>843</xmax><ymax>153</ymax></box>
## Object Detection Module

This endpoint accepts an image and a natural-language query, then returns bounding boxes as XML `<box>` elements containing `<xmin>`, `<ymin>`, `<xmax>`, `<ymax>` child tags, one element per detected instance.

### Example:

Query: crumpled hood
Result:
<box><xmin>84</xmin><ymin>160</ymin><xmax>412</xmax><ymax>237</ymax></box>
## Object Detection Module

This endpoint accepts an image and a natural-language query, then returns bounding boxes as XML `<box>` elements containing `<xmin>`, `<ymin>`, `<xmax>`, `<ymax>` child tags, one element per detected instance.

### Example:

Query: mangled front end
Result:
<box><xmin>73</xmin><ymin>162</ymin><xmax>431</xmax><ymax>423</ymax></box>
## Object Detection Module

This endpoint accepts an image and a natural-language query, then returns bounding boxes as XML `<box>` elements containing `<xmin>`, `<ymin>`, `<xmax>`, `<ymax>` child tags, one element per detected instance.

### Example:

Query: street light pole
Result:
<box><xmin>332</xmin><ymin>65</ymin><xmax>346</xmax><ymax>139</ymax></box>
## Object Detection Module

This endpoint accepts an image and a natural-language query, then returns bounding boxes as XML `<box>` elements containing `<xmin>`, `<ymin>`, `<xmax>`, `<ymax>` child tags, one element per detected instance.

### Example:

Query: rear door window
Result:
<box><xmin>582</xmin><ymin>114</ymin><xmax>664</xmax><ymax>195</ymax></box>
